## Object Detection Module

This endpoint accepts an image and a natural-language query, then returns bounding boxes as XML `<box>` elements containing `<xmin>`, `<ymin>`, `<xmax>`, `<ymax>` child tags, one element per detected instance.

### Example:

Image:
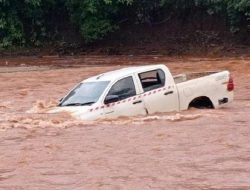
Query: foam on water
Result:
<box><xmin>0</xmin><ymin>101</ymin><xmax>11</xmax><ymax>110</ymax></box>
<box><xmin>27</xmin><ymin>99</ymin><xmax>58</xmax><ymax>113</ymax></box>
<box><xmin>0</xmin><ymin>112</ymin><xmax>82</xmax><ymax>131</ymax></box>
<box><xmin>0</xmin><ymin>100</ymin><xmax>203</xmax><ymax>131</ymax></box>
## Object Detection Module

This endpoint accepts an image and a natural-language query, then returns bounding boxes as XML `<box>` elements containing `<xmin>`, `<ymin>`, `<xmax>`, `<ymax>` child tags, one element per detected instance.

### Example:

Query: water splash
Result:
<box><xmin>27</xmin><ymin>100</ymin><xmax>58</xmax><ymax>113</ymax></box>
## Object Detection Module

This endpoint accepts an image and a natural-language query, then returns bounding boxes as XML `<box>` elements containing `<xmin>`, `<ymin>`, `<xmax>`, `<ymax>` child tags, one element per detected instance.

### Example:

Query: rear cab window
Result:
<box><xmin>138</xmin><ymin>69</ymin><xmax>165</xmax><ymax>92</ymax></box>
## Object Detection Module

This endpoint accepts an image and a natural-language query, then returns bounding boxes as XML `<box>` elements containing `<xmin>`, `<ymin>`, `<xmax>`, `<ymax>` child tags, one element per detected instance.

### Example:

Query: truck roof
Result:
<box><xmin>83</xmin><ymin>64</ymin><xmax>166</xmax><ymax>83</ymax></box>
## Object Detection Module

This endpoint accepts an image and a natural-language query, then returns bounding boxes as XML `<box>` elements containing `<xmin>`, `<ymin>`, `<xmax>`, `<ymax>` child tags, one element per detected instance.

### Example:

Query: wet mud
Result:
<box><xmin>0</xmin><ymin>55</ymin><xmax>250</xmax><ymax>189</ymax></box>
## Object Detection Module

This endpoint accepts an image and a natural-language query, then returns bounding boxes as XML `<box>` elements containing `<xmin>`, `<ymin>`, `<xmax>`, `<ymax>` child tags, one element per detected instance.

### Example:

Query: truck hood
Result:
<box><xmin>48</xmin><ymin>106</ymin><xmax>93</xmax><ymax>119</ymax></box>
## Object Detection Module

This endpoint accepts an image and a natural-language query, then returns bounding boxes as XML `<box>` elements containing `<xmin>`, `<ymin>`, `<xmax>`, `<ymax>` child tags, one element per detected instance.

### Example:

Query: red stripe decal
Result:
<box><xmin>89</xmin><ymin>86</ymin><xmax>170</xmax><ymax>112</ymax></box>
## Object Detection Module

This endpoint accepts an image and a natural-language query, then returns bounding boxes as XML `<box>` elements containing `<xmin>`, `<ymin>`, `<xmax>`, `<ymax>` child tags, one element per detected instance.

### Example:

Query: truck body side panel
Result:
<box><xmin>176</xmin><ymin>71</ymin><xmax>234</xmax><ymax>110</ymax></box>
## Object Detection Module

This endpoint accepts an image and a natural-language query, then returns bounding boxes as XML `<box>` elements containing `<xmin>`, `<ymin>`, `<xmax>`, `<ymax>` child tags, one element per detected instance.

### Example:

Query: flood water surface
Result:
<box><xmin>0</xmin><ymin>56</ymin><xmax>250</xmax><ymax>189</ymax></box>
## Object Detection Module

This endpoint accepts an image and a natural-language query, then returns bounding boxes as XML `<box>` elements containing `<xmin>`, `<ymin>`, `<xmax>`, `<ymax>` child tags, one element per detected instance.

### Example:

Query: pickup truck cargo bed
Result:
<box><xmin>174</xmin><ymin>71</ymin><xmax>218</xmax><ymax>84</ymax></box>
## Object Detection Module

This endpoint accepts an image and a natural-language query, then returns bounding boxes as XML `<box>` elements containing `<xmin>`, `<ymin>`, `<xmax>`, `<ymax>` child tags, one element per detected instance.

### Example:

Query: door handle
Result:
<box><xmin>133</xmin><ymin>100</ymin><xmax>142</xmax><ymax>104</ymax></box>
<box><xmin>105</xmin><ymin>111</ymin><xmax>114</xmax><ymax>114</ymax></box>
<box><xmin>164</xmin><ymin>91</ymin><xmax>174</xmax><ymax>96</ymax></box>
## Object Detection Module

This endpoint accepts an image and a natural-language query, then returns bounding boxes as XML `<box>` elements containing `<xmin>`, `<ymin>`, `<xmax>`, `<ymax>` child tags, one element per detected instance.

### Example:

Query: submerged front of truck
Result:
<box><xmin>50</xmin><ymin>80</ymin><xmax>111</xmax><ymax>120</ymax></box>
<box><xmin>49</xmin><ymin>104</ymin><xmax>103</xmax><ymax>120</ymax></box>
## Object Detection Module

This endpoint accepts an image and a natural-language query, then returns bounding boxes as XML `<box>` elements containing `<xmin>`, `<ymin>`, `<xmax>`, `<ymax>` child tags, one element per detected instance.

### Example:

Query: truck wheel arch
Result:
<box><xmin>188</xmin><ymin>96</ymin><xmax>214</xmax><ymax>109</ymax></box>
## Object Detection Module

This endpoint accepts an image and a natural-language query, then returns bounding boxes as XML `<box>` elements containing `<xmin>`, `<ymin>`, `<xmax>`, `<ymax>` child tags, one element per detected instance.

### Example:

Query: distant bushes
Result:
<box><xmin>0</xmin><ymin>0</ymin><xmax>249</xmax><ymax>48</ymax></box>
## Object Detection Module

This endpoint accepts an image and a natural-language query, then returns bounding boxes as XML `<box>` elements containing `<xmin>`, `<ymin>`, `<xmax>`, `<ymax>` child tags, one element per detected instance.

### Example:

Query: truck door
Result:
<box><xmin>137</xmin><ymin>69</ymin><xmax>179</xmax><ymax>114</ymax></box>
<box><xmin>103</xmin><ymin>76</ymin><xmax>147</xmax><ymax>118</ymax></box>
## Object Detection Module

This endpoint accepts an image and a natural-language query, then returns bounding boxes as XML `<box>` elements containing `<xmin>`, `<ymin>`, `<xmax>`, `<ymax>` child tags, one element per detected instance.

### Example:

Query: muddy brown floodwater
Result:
<box><xmin>0</xmin><ymin>55</ymin><xmax>250</xmax><ymax>190</ymax></box>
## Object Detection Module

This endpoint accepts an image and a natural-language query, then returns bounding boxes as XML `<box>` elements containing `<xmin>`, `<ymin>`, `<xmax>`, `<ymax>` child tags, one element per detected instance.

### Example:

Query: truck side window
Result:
<box><xmin>106</xmin><ymin>76</ymin><xmax>136</xmax><ymax>102</ymax></box>
<box><xmin>139</xmin><ymin>69</ymin><xmax>165</xmax><ymax>92</ymax></box>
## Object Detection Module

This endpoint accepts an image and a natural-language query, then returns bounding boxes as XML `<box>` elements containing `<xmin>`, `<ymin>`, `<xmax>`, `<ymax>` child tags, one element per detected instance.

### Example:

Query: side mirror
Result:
<box><xmin>104</xmin><ymin>95</ymin><xmax>119</xmax><ymax>104</ymax></box>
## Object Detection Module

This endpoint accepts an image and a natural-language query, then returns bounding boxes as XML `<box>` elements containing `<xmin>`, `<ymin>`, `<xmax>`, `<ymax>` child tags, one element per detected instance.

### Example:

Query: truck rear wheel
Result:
<box><xmin>188</xmin><ymin>96</ymin><xmax>214</xmax><ymax>109</ymax></box>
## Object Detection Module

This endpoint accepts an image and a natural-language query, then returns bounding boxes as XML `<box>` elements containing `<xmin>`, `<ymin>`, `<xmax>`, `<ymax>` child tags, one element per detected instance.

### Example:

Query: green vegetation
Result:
<box><xmin>0</xmin><ymin>0</ymin><xmax>249</xmax><ymax>48</ymax></box>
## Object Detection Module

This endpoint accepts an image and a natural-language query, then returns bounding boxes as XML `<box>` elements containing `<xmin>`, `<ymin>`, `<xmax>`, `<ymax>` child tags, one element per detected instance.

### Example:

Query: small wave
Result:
<box><xmin>135</xmin><ymin>113</ymin><xmax>202</xmax><ymax>122</ymax></box>
<box><xmin>27</xmin><ymin>100</ymin><xmax>58</xmax><ymax>113</ymax></box>
<box><xmin>18</xmin><ymin>89</ymin><xmax>28</xmax><ymax>96</ymax></box>
<box><xmin>0</xmin><ymin>112</ymin><xmax>84</xmax><ymax>131</ymax></box>
<box><xmin>0</xmin><ymin>101</ymin><xmax>11</xmax><ymax>110</ymax></box>
<box><xmin>94</xmin><ymin>113</ymin><xmax>203</xmax><ymax>125</ymax></box>
<box><xmin>1</xmin><ymin>106</ymin><xmax>202</xmax><ymax>131</ymax></box>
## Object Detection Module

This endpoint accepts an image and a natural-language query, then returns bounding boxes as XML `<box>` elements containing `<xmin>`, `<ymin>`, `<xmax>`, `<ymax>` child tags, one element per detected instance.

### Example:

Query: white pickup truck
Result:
<box><xmin>52</xmin><ymin>64</ymin><xmax>234</xmax><ymax>120</ymax></box>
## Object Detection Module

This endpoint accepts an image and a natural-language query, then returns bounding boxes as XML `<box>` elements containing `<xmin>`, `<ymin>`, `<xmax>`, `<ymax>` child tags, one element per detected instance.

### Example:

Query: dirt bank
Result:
<box><xmin>1</xmin><ymin>17</ymin><xmax>249</xmax><ymax>58</ymax></box>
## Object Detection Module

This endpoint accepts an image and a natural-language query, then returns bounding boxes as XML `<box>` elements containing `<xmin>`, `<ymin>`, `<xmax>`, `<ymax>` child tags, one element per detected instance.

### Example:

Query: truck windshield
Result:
<box><xmin>60</xmin><ymin>81</ymin><xmax>110</xmax><ymax>106</ymax></box>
